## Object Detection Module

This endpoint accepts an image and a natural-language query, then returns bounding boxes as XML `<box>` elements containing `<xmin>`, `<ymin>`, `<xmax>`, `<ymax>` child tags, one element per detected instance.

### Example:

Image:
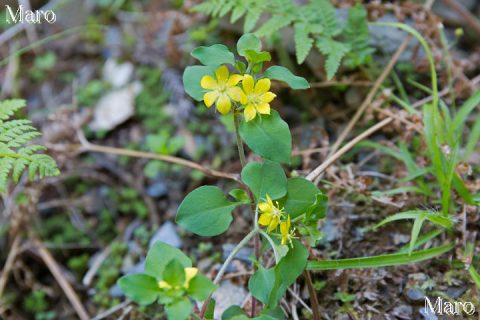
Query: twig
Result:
<box><xmin>327</xmin><ymin>37</ymin><xmax>411</xmax><ymax>157</ymax></box>
<box><xmin>306</xmin><ymin>118</ymin><xmax>393</xmax><ymax>181</ymax></box>
<box><xmin>442</xmin><ymin>0</ymin><xmax>480</xmax><ymax>36</ymax></box>
<box><xmin>326</xmin><ymin>0</ymin><xmax>436</xmax><ymax>158</ymax></box>
<box><xmin>303</xmin><ymin>271</ymin><xmax>320</xmax><ymax>320</ymax></box>
<box><xmin>82</xmin><ymin>245</ymin><xmax>112</xmax><ymax>287</ymax></box>
<box><xmin>0</xmin><ymin>235</ymin><xmax>21</xmax><ymax>299</ymax></box>
<box><xmin>287</xmin><ymin>287</ymin><xmax>313</xmax><ymax>314</ymax></box>
<box><xmin>76</xmin><ymin>131</ymin><xmax>239</xmax><ymax>183</ymax></box>
<box><xmin>92</xmin><ymin>300</ymin><xmax>131</xmax><ymax>320</ymax></box>
<box><xmin>234</xmin><ymin>111</ymin><xmax>246</xmax><ymax>167</ymax></box>
<box><xmin>31</xmin><ymin>235</ymin><xmax>90</xmax><ymax>320</ymax></box>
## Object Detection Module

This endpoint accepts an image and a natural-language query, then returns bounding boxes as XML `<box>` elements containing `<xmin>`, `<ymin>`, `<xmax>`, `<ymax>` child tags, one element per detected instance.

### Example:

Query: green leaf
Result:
<box><xmin>294</xmin><ymin>22</ymin><xmax>313</xmax><ymax>64</ymax></box>
<box><xmin>176</xmin><ymin>186</ymin><xmax>240</xmax><ymax>236</ymax></box>
<box><xmin>228</xmin><ymin>188</ymin><xmax>251</xmax><ymax>204</ymax></box>
<box><xmin>282</xmin><ymin>177</ymin><xmax>322</xmax><ymax>218</ymax></box>
<box><xmin>240</xmin><ymin>110</ymin><xmax>291</xmax><ymax>164</ymax></box>
<box><xmin>204</xmin><ymin>298</ymin><xmax>216</xmax><ymax>320</ymax></box>
<box><xmin>237</xmin><ymin>33</ymin><xmax>262</xmax><ymax>56</ymax></box>
<box><xmin>304</xmin><ymin>193</ymin><xmax>328</xmax><ymax>222</ymax></box>
<box><xmin>248</xmin><ymin>266</ymin><xmax>276</xmax><ymax>304</ymax></box>
<box><xmin>117</xmin><ymin>274</ymin><xmax>160</xmax><ymax>305</ymax></box>
<box><xmin>267</xmin><ymin>240</ymin><xmax>308</xmax><ymax>307</ymax></box>
<box><xmin>313</xmin><ymin>0</ymin><xmax>339</xmax><ymax>36</ymax></box>
<box><xmin>244</xmin><ymin>50</ymin><xmax>271</xmax><ymax>64</ymax></box>
<box><xmin>191</xmin><ymin>44</ymin><xmax>235</xmax><ymax>66</ymax></box>
<box><xmin>373</xmin><ymin>210</ymin><xmax>455</xmax><ymax>230</ymax></box>
<box><xmin>241</xmin><ymin>160</ymin><xmax>287</xmax><ymax>201</ymax></box>
<box><xmin>188</xmin><ymin>274</ymin><xmax>216</xmax><ymax>301</ymax></box>
<box><xmin>263</xmin><ymin>66</ymin><xmax>309</xmax><ymax>89</ymax></box>
<box><xmin>183</xmin><ymin>65</ymin><xmax>214</xmax><ymax>101</ymax></box>
<box><xmin>255</xmin><ymin>14</ymin><xmax>293</xmax><ymax>37</ymax></box>
<box><xmin>468</xmin><ymin>265</ymin><xmax>480</xmax><ymax>289</ymax></box>
<box><xmin>165</xmin><ymin>298</ymin><xmax>192</xmax><ymax>320</ymax></box>
<box><xmin>145</xmin><ymin>241</ymin><xmax>191</xmax><ymax>279</ymax></box>
<box><xmin>315</xmin><ymin>36</ymin><xmax>350</xmax><ymax>80</ymax></box>
<box><xmin>222</xmin><ymin>306</ymin><xmax>249</xmax><ymax>320</ymax></box>
<box><xmin>163</xmin><ymin>259</ymin><xmax>186</xmax><ymax>287</ymax></box>
<box><xmin>307</xmin><ymin>243</ymin><xmax>454</xmax><ymax>270</ymax></box>
<box><xmin>0</xmin><ymin>99</ymin><xmax>26</xmax><ymax>122</ymax></box>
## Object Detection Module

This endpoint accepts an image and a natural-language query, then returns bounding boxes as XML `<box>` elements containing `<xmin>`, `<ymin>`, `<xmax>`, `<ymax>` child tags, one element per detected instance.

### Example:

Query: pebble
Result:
<box><xmin>149</xmin><ymin>221</ymin><xmax>182</xmax><ymax>248</ymax></box>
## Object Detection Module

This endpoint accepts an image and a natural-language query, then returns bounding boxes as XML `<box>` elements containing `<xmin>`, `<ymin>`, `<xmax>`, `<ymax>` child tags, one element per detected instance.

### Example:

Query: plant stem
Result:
<box><xmin>0</xmin><ymin>153</ymin><xmax>32</xmax><ymax>161</ymax></box>
<box><xmin>259</xmin><ymin>230</ymin><xmax>280</xmax><ymax>263</ymax></box>
<box><xmin>303</xmin><ymin>270</ymin><xmax>321</xmax><ymax>320</ymax></box>
<box><xmin>233</xmin><ymin>111</ymin><xmax>246</xmax><ymax>167</ymax></box>
<box><xmin>214</xmin><ymin>228</ymin><xmax>258</xmax><ymax>284</ymax></box>
<box><xmin>199</xmin><ymin>229</ymin><xmax>258</xmax><ymax>318</ymax></box>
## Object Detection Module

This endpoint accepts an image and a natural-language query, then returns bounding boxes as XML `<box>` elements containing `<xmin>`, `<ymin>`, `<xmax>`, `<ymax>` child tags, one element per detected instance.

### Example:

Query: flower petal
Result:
<box><xmin>244</xmin><ymin>104</ymin><xmax>256</xmax><ymax>121</ymax></box>
<box><xmin>215</xmin><ymin>65</ymin><xmax>229</xmax><ymax>84</ymax></box>
<box><xmin>257</xmin><ymin>103</ymin><xmax>270</xmax><ymax>115</ymax></box>
<box><xmin>227</xmin><ymin>74</ymin><xmax>243</xmax><ymax>86</ymax></box>
<box><xmin>242</xmin><ymin>75</ymin><xmax>254</xmax><ymax>94</ymax></box>
<box><xmin>258</xmin><ymin>213</ymin><xmax>272</xmax><ymax>226</ymax></box>
<box><xmin>258</xmin><ymin>202</ymin><xmax>270</xmax><ymax>212</ymax></box>
<box><xmin>254</xmin><ymin>78</ymin><xmax>271</xmax><ymax>93</ymax></box>
<box><xmin>216</xmin><ymin>94</ymin><xmax>231</xmax><ymax>114</ymax></box>
<box><xmin>158</xmin><ymin>280</ymin><xmax>171</xmax><ymax>289</ymax></box>
<box><xmin>266</xmin><ymin>195</ymin><xmax>273</xmax><ymax>207</ymax></box>
<box><xmin>203</xmin><ymin>91</ymin><xmax>219</xmax><ymax>107</ymax></box>
<box><xmin>268</xmin><ymin>216</ymin><xmax>280</xmax><ymax>232</ymax></box>
<box><xmin>184</xmin><ymin>267</ymin><xmax>198</xmax><ymax>283</ymax></box>
<box><xmin>226</xmin><ymin>87</ymin><xmax>244</xmax><ymax>102</ymax></box>
<box><xmin>200</xmin><ymin>75</ymin><xmax>217</xmax><ymax>90</ymax></box>
<box><xmin>260</xmin><ymin>92</ymin><xmax>276</xmax><ymax>103</ymax></box>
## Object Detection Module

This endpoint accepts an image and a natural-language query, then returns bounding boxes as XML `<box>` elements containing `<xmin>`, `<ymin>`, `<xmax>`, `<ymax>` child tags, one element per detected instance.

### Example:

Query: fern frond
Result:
<box><xmin>255</xmin><ymin>14</ymin><xmax>294</xmax><ymax>37</ymax></box>
<box><xmin>343</xmin><ymin>4</ymin><xmax>374</xmax><ymax>68</ymax></box>
<box><xmin>244</xmin><ymin>1</ymin><xmax>266</xmax><ymax>33</ymax></box>
<box><xmin>312</xmin><ymin>0</ymin><xmax>339</xmax><ymax>37</ymax></box>
<box><xmin>316</xmin><ymin>36</ymin><xmax>350</xmax><ymax>80</ymax></box>
<box><xmin>0</xmin><ymin>99</ymin><xmax>59</xmax><ymax>192</ymax></box>
<box><xmin>0</xmin><ymin>99</ymin><xmax>26</xmax><ymax>123</ymax></box>
<box><xmin>294</xmin><ymin>22</ymin><xmax>314</xmax><ymax>64</ymax></box>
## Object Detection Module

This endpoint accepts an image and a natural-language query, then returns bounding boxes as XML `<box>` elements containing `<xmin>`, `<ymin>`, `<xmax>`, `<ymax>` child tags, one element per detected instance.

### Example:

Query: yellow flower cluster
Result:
<box><xmin>257</xmin><ymin>195</ymin><xmax>295</xmax><ymax>246</ymax></box>
<box><xmin>200</xmin><ymin>66</ymin><xmax>276</xmax><ymax>121</ymax></box>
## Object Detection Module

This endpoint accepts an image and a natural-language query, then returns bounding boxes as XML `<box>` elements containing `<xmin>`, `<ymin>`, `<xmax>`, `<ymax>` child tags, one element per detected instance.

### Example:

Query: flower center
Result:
<box><xmin>247</xmin><ymin>93</ymin><xmax>261</xmax><ymax>106</ymax></box>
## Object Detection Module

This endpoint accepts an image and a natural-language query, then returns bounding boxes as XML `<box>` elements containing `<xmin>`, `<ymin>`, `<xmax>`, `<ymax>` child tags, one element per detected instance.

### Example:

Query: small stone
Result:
<box><xmin>393</xmin><ymin>305</ymin><xmax>413</xmax><ymax>320</ymax></box>
<box><xmin>149</xmin><ymin>221</ymin><xmax>182</xmax><ymax>248</ymax></box>
<box><xmin>146</xmin><ymin>181</ymin><xmax>168</xmax><ymax>198</ymax></box>
<box><xmin>212</xmin><ymin>280</ymin><xmax>248</xmax><ymax>318</ymax></box>
<box><xmin>406</xmin><ymin>288</ymin><xmax>426</xmax><ymax>302</ymax></box>
<box><xmin>446</xmin><ymin>286</ymin><xmax>467</xmax><ymax>299</ymax></box>
<box><xmin>103</xmin><ymin>59</ymin><xmax>134</xmax><ymax>88</ymax></box>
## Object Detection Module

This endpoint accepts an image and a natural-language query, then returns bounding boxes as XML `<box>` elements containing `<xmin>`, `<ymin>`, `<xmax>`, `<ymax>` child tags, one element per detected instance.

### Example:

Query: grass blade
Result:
<box><xmin>306</xmin><ymin>243</ymin><xmax>454</xmax><ymax>270</ymax></box>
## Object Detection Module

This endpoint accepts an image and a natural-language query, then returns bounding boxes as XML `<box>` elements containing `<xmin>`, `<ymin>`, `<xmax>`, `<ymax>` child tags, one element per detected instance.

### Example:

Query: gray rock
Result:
<box><xmin>406</xmin><ymin>288</ymin><xmax>426</xmax><ymax>302</ymax></box>
<box><xmin>446</xmin><ymin>286</ymin><xmax>467</xmax><ymax>299</ymax></box>
<box><xmin>149</xmin><ymin>221</ymin><xmax>182</xmax><ymax>248</ymax></box>
<box><xmin>146</xmin><ymin>180</ymin><xmax>168</xmax><ymax>198</ymax></box>
<box><xmin>222</xmin><ymin>243</ymin><xmax>253</xmax><ymax>263</ymax></box>
<box><xmin>212</xmin><ymin>280</ymin><xmax>248</xmax><ymax>319</ymax></box>
<box><xmin>393</xmin><ymin>305</ymin><xmax>413</xmax><ymax>320</ymax></box>
<box><xmin>419</xmin><ymin>306</ymin><xmax>438</xmax><ymax>320</ymax></box>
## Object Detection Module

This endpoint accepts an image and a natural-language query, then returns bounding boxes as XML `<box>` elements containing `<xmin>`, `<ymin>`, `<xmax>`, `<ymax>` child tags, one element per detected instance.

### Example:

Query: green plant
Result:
<box><xmin>192</xmin><ymin>1</ymin><xmax>373</xmax><ymax>79</ymax></box>
<box><xmin>0</xmin><ymin>99</ymin><xmax>59</xmax><ymax>192</ymax></box>
<box><xmin>118</xmin><ymin>34</ymin><xmax>328</xmax><ymax>319</ymax></box>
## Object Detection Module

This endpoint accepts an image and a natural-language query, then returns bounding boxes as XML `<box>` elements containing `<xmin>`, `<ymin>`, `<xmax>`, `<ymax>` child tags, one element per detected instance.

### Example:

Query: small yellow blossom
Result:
<box><xmin>258</xmin><ymin>195</ymin><xmax>284</xmax><ymax>233</ymax></box>
<box><xmin>279</xmin><ymin>215</ymin><xmax>295</xmax><ymax>246</ymax></box>
<box><xmin>158</xmin><ymin>267</ymin><xmax>198</xmax><ymax>290</ymax></box>
<box><xmin>200</xmin><ymin>66</ymin><xmax>245</xmax><ymax>114</ymax></box>
<box><xmin>241</xmin><ymin>75</ymin><xmax>276</xmax><ymax>122</ymax></box>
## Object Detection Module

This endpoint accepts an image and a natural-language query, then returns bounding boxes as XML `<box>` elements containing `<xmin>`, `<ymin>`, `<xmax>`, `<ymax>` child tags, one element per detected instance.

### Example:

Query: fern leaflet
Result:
<box><xmin>0</xmin><ymin>99</ymin><xmax>59</xmax><ymax>192</ymax></box>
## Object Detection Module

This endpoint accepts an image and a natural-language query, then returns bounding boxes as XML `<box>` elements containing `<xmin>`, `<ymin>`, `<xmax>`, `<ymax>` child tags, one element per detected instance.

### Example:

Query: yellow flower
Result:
<box><xmin>200</xmin><ymin>66</ymin><xmax>245</xmax><ymax>114</ymax></box>
<box><xmin>241</xmin><ymin>75</ymin><xmax>276</xmax><ymax>122</ymax></box>
<box><xmin>279</xmin><ymin>215</ymin><xmax>295</xmax><ymax>246</ymax></box>
<box><xmin>258</xmin><ymin>195</ymin><xmax>284</xmax><ymax>233</ymax></box>
<box><xmin>158</xmin><ymin>267</ymin><xmax>198</xmax><ymax>290</ymax></box>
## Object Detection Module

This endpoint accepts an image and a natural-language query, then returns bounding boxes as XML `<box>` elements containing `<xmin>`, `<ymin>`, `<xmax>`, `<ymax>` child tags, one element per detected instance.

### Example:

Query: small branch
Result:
<box><xmin>199</xmin><ymin>229</ymin><xmax>258</xmax><ymax>318</ymax></box>
<box><xmin>31</xmin><ymin>235</ymin><xmax>90</xmax><ymax>320</ymax></box>
<box><xmin>303</xmin><ymin>271</ymin><xmax>320</xmax><ymax>320</ymax></box>
<box><xmin>0</xmin><ymin>235</ymin><xmax>21</xmax><ymax>299</ymax></box>
<box><xmin>442</xmin><ymin>0</ymin><xmax>480</xmax><ymax>36</ymax></box>
<box><xmin>76</xmin><ymin>131</ymin><xmax>239</xmax><ymax>182</ymax></box>
<box><xmin>259</xmin><ymin>230</ymin><xmax>280</xmax><ymax>264</ymax></box>
<box><xmin>306</xmin><ymin>118</ymin><xmax>393</xmax><ymax>181</ymax></box>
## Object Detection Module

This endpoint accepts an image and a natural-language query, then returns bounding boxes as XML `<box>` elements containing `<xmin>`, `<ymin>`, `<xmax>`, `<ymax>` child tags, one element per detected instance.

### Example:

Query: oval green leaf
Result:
<box><xmin>176</xmin><ymin>186</ymin><xmax>240</xmax><ymax>236</ymax></box>
<box><xmin>241</xmin><ymin>160</ymin><xmax>287</xmax><ymax>201</ymax></box>
<box><xmin>239</xmin><ymin>110</ymin><xmax>292</xmax><ymax>164</ymax></box>
<box><xmin>183</xmin><ymin>65</ymin><xmax>214</xmax><ymax>101</ymax></box>
<box><xmin>264</xmin><ymin>66</ymin><xmax>309</xmax><ymax>89</ymax></box>
<box><xmin>145</xmin><ymin>241</ymin><xmax>192</xmax><ymax>279</ymax></box>
<box><xmin>282</xmin><ymin>177</ymin><xmax>323</xmax><ymax>218</ymax></box>
<box><xmin>118</xmin><ymin>274</ymin><xmax>160</xmax><ymax>305</ymax></box>
<box><xmin>237</xmin><ymin>33</ymin><xmax>261</xmax><ymax>56</ymax></box>
<box><xmin>191</xmin><ymin>44</ymin><xmax>235</xmax><ymax>66</ymax></box>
